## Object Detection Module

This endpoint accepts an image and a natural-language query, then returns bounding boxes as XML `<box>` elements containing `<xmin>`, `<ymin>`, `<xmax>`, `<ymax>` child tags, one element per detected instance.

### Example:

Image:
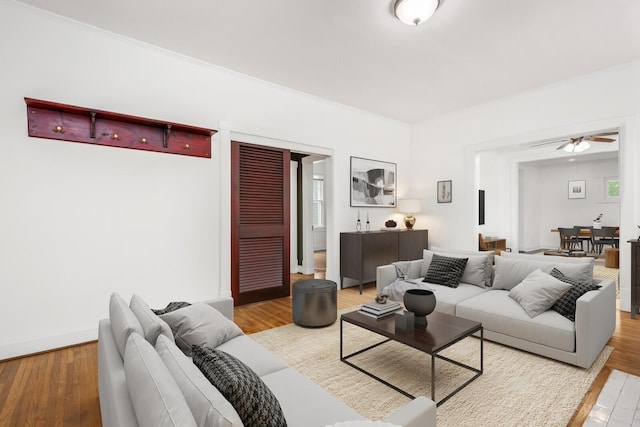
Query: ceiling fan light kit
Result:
<box><xmin>394</xmin><ymin>0</ymin><xmax>440</xmax><ymax>26</ymax></box>
<box><xmin>561</xmin><ymin>140</ymin><xmax>591</xmax><ymax>153</ymax></box>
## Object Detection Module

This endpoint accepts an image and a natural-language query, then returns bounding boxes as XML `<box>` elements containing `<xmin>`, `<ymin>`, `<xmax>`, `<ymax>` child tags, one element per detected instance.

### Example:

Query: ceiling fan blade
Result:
<box><xmin>584</xmin><ymin>137</ymin><xmax>615</xmax><ymax>143</ymax></box>
<box><xmin>530</xmin><ymin>139</ymin><xmax>569</xmax><ymax>148</ymax></box>
<box><xmin>556</xmin><ymin>141</ymin><xmax>572</xmax><ymax>151</ymax></box>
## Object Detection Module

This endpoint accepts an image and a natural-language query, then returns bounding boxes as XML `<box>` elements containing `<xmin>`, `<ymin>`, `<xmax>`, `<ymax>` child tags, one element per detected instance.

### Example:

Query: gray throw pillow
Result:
<box><xmin>109</xmin><ymin>292</ymin><xmax>144</xmax><ymax>359</ymax></box>
<box><xmin>550</xmin><ymin>268</ymin><xmax>602</xmax><ymax>321</ymax></box>
<box><xmin>155</xmin><ymin>335</ymin><xmax>242</xmax><ymax>427</ymax></box>
<box><xmin>192</xmin><ymin>346</ymin><xmax>288</xmax><ymax>427</ymax></box>
<box><xmin>508</xmin><ymin>269</ymin><xmax>572</xmax><ymax>318</ymax></box>
<box><xmin>124</xmin><ymin>333</ymin><xmax>197</xmax><ymax>427</ymax></box>
<box><xmin>159</xmin><ymin>303</ymin><xmax>244</xmax><ymax>356</ymax></box>
<box><xmin>423</xmin><ymin>253</ymin><xmax>468</xmax><ymax>288</ymax></box>
<box><xmin>130</xmin><ymin>294</ymin><xmax>174</xmax><ymax>345</ymax></box>
<box><xmin>426</xmin><ymin>248</ymin><xmax>494</xmax><ymax>287</ymax></box>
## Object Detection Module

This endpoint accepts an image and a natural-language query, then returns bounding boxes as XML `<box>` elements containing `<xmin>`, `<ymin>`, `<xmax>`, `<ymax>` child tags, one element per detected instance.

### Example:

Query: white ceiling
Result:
<box><xmin>15</xmin><ymin>0</ymin><xmax>640</xmax><ymax>123</ymax></box>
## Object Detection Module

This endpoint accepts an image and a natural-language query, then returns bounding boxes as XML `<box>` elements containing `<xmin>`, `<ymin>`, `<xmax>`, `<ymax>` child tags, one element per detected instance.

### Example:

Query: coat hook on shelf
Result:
<box><xmin>89</xmin><ymin>112</ymin><xmax>96</xmax><ymax>138</ymax></box>
<box><xmin>140</xmin><ymin>137</ymin><xmax>148</xmax><ymax>144</ymax></box>
<box><xmin>53</xmin><ymin>125</ymin><xmax>64</xmax><ymax>133</ymax></box>
<box><xmin>163</xmin><ymin>124</ymin><xmax>172</xmax><ymax>148</ymax></box>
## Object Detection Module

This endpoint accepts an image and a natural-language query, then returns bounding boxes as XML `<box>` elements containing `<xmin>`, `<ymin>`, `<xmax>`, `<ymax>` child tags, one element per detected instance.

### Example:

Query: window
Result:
<box><xmin>605</xmin><ymin>177</ymin><xmax>619</xmax><ymax>199</ymax></box>
<box><xmin>313</xmin><ymin>177</ymin><xmax>324</xmax><ymax>228</ymax></box>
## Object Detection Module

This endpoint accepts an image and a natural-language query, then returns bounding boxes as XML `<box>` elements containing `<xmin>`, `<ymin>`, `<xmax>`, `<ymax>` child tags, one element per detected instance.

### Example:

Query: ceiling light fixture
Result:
<box><xmin>561</xmin><ymin>139</ymin><xmax>591</xmax><ymax>153</ymax></box>
<box><xmin>394</xmin><ymin>0</ymin><xmax>440</xmax><ymax>26</ymax></box>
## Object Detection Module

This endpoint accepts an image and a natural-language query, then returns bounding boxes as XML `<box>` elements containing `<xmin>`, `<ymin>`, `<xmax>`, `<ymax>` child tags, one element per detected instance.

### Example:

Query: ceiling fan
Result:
<box><xmin>532</xmin><ymin>132</ymin><xmax>617</xmax><ymax>153</ymax></box>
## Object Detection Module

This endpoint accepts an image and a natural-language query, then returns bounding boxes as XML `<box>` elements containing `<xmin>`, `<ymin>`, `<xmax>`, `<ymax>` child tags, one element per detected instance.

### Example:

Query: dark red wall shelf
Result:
<box><xmin>25</xmin><ymin>98</ymin><xmax>216</xmax><ymax>158</ymax></box>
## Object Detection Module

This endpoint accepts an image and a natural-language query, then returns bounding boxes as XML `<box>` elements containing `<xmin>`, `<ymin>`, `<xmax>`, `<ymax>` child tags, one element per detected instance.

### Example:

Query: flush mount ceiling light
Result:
<box><xmin>394</xmin><ymin>0</ymin><xmax>440</xmax><ymax>26</ymax></box>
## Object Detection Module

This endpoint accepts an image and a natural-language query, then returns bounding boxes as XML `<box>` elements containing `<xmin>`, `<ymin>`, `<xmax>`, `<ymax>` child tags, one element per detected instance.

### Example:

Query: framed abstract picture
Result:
<box><xmin>437</xmin><ymin>180</ymin><xmax>452</xmax><ymax>203</ymax></box>
<box><xmin>568</xmin><ymin>180</ymin><xmax>586</xmax><ymax>199</ymax></box>
<box><xmin>350</xmin><ymin>156</ymin><xmax>396</xmax><ymax>207</ymax></box>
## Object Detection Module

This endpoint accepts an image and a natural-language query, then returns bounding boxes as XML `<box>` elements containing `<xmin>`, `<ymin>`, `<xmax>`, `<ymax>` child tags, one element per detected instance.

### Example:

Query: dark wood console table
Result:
<box><xmin>340</xmin><ymin>229</ymin><xmax>428</xmax><ymax>294</ymax></box>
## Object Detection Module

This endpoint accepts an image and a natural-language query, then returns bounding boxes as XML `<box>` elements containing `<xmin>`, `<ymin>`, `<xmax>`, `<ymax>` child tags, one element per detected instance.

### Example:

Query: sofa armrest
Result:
<box><xmin>382</xmin><ymin>396</ymin><xmax>437</xmax><ymax>427</ymax></box>
<box><xmin>376</xmin><ymin>260</ymin><xmax>423</xmax><ymax>294</ymax></box>
<box><xmin>574</xmin><ymin>277</ymin><xmax>616</xmax><ymax>368</ymax></box>
<box><xmin>202</xmin><ymin>296</ymin><xmax>235</xmax><ymax>321</ymax></box>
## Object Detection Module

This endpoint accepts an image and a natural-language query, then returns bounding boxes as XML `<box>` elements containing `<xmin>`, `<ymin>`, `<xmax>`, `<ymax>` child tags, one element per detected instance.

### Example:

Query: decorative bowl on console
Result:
<box><xmin>403</xmin><ymin>289</ymin><xmax>436</xmax><ymax>326</ymax></box>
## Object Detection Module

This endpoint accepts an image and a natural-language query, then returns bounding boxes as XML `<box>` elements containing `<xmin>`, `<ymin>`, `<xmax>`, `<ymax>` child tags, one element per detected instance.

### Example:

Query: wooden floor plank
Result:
<box><xmin>0</xmin><ymin>274</ymin><xmax>637</xmax><ymax>427</ymax></box>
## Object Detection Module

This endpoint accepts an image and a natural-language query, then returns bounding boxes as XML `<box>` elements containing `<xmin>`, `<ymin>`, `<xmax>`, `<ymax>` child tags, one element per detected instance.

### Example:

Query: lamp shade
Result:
<box><xmin>398</xmin><ymin>198</ymin><xmax>421</xmax><ymax>214</ymax></box>
<box><xmin>394</xmin><ymin>0</ymin><xmax>439</xmax><ymax>26</ymax></box>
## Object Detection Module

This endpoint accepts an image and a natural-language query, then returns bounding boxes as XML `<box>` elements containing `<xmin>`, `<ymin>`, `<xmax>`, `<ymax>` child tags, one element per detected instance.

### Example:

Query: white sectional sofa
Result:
<box><xmin>98</xmin><ymin>293</ymin><xmax>437</xmax><ymax>427</ymax></box>
<box><xmin>376</xmin><ymin>250</ymin><xmax>616</xmax><ymax>369</ymax></box>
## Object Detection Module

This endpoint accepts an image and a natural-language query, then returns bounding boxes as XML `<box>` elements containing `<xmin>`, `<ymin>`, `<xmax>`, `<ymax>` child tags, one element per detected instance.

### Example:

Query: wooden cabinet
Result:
<box><xmin>340</xmin><ymin>230</ymin><xmax>428</xmax><ymax>294</ymax></box>
<box><xmin>629</xmin><ymin>240</ymin><xmax>640</xmax><ymax>319</ymax></box>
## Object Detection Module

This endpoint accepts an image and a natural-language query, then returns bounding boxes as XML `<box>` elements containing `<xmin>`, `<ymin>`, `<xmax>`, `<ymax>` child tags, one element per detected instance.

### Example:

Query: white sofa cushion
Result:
<box><xmin>124</xmin><ymin>333</ymin><xmax>197</xmax><ymax>427</ymax></box>
<box><xmin>130</xmin><ymin>294</ymin><xmax>174</xmax><ymax>345</ymax></box>
<box><xmin>508</xmin><ymin>269</ymin><xmax>572</xmax><ymax>318</ymax></box>
<box><xmin>159</xmin><ymin>303</ymin><xmax>244</xmax><ymax>356</ymax></box>
<box><xmin>155</xmin><ymin>335</ymin><xmax>242</xmax><ymax>427</ymax></box>
<box><xmin>456</xmin><ymin>290</ymin><xmax>576</xmax><ymax>352</ymax></box>
<box><xmin>261</xmin><ymin>367</ymin><xmax>364</xmax><ymax>427</ymax></box>
<box><xmin>492</xmin><ymin>256</ymin><xmax>593</xmax><ymax>291</ymax></box>
<box><xmin>109</xmin><ymin>292</ymin><xmax>144</xmax><ymax>359</ymax></box>
<box><xmin>424</xmin><ymin>283</ymin><xmax>487</xmax><ymax>316</ymax></box>
<box><xmin>216</xmin><ymin>334</ymin><xmax>289</xmax><ymax>377</ymax></box>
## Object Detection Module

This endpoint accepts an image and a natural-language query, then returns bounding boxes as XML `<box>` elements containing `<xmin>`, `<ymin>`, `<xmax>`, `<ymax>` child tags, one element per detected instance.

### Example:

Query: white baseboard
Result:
<box><xmin>0</xmin><ymin>328</ymin><xmax>97</xmax><ymax>361</ymax></box>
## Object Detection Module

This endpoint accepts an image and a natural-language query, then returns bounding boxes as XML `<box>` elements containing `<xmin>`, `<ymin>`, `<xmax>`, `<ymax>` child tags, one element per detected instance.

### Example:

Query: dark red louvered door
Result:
<box><xmin>231</xmin><ymin>142</ymin><xmax>290</xmax><ymax>305</ymax></box>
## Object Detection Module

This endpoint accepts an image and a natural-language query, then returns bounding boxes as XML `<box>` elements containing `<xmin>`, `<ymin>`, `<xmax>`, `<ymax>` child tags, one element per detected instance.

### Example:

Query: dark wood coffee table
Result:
<box><xmin>340</xmin><ymin>310</ymin><xmax>483</xmax><ymax>407</ymax></box>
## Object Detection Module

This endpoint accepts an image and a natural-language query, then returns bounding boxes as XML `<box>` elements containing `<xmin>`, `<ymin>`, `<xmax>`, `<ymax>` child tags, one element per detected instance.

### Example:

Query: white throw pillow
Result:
<box><xmin>159</xmin><ymin>303</ymin><xmax>244</xmax><ymax>356</ymax></box>
<box><xmin>508</xmin><ymin>269</ymin><xmax>572</xmax><ymax>318</ymax></box>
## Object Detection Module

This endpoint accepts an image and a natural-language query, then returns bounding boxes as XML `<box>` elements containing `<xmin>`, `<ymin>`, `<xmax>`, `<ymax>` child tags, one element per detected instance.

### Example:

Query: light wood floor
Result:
<box><xmin>1</xmin><ymin>274</ymin><xmax>638</xmax><ymax>426</ymax></box>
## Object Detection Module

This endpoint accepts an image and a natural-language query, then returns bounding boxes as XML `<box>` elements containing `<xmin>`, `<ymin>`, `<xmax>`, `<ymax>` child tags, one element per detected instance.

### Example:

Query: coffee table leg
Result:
<box><xmin>340</xmin><ymin>318</ymin><xmax>343</xmax><ymax>359</ymax></box>
<box><xmin>431</xmin><ymin>353</ymin><xmax>436</xmax><ymax>402</ymax></box>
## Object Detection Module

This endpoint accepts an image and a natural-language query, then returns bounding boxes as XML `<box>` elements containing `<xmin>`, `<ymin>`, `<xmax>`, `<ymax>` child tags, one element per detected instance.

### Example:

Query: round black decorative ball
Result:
<box><xmin>403</xmin><ymin>289</ymin><xmax>436</xmax><ymax>326</ymax></box>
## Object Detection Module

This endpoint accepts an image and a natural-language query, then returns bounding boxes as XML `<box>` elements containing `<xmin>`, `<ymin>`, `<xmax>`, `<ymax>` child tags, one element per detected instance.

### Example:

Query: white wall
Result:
<box><xmin>410</xmin><ymin>61</ymin><xmax>640</xmax><ymax>313</ymax></box>
<box><xmin>0</xmin><ymin>2</ymin><xmax>411</xmax><ymax>358</ymax></box>
<box><xmin>521</xmin><ymin>158</ymin><xmax>620</xmax><ymax>251</ymax></box>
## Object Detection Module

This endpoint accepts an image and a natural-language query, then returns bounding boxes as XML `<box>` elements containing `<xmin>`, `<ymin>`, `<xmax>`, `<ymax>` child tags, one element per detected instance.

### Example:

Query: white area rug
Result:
<box><xmin>250</xmin><ymin>315</ymin><xmax>612</xmax><ymax>427</ymax></box>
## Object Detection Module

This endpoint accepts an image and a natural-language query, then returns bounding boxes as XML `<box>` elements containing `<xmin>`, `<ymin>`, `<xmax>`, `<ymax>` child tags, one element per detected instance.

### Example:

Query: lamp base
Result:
<box><xmin>404</xmin><ymin>215</ymin><xmax>416</xmax><ymax>230</ymax></box>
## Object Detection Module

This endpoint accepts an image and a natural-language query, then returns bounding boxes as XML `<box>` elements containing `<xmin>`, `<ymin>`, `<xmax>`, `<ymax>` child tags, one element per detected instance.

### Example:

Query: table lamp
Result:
<box><xmin>398</xmin><ymin>198</ymin><xmax>421</xmax><ymax>230</ymax></box>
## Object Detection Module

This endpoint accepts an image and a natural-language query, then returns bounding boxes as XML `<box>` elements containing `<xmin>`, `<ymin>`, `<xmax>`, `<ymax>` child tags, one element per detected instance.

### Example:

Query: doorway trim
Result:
<box><xmin>216</xmin><ymin>123</ymin><xmax>334</xmax><ymax>302</ymax></box>
<box><xmin>465</xmin><ymin>114</ymin><xmax>638</xmax><ymax>313</ymax></box>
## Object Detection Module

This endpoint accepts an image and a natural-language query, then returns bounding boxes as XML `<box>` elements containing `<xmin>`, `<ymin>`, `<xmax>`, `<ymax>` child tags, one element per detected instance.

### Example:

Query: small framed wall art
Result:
<box><xmin>568</xmin><ymin>180</ymin><xmax>586</xmax><ymax>199</ymax></box>
<box><xmin>437</xmin><ymin>180</ymin><xmax>452</xmax><ymax>203</ymax></box>
<box><xmin>350</xmin><ymin>156</ymin><xmax>397</xmax><ymax>207</ymax></box>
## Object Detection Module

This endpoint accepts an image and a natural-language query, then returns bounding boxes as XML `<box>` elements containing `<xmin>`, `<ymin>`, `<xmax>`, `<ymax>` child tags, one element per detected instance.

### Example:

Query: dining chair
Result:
<box><xmin>591</xmin><ymin>227</ymin><xmax>617</xmax><ymax>255</ymax></box>
<box><xmin>573</xmin><ymin>225</ymin><xmax>593</xmax><ymax>252</ymax></box>
<box><xmin>558</xmin><ymin>227</ymin><xmax>583</xmax><ymax>251</ymax></box>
